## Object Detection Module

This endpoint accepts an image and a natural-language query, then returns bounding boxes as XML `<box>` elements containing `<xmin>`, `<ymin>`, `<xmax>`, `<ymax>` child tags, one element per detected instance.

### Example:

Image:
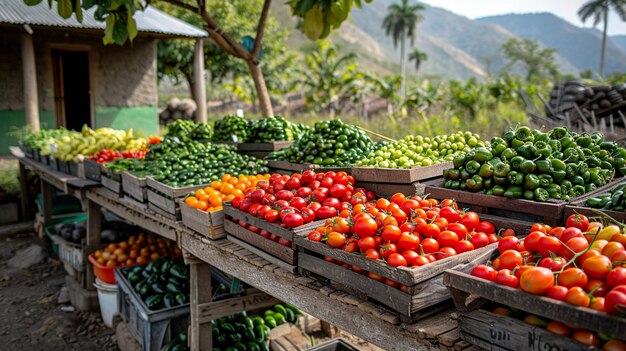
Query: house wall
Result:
<box><xmin>0</xmin><ymin>26</ymin><xmax>159</xmax><ymax>154</ymax></box>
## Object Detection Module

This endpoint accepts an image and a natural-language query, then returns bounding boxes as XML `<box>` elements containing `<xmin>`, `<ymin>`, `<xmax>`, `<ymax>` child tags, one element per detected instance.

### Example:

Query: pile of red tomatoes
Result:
<box><xmin>306</xmin><ymin>193</ymin><xmax>514</xmax><ymax>288</ymax></box>
<box><xmin>231</xmin><ymin>170</ymin><xmax>375</xmax><ymax>229</ymax></box>
<box><xmin>89</xmin><ymin>149</ymin><xmax>147</xmax><ymax>163</ymax></box>
<box><xmin>472</xmin><ymin>214</ymin><xmax>626</xmax><ymax>318</ymax></box>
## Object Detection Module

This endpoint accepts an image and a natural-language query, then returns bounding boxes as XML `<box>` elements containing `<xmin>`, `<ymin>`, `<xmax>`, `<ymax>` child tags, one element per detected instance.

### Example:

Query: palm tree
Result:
<box><xmin>382</xmin><ymin>0</ymin><xmax>426</xmax><ymax>98</ymax></box>
<box><xmin>408</xmin><ymin>48</ymin><xmax>428</xmax><ymax>75</ymax></box>
<box><xmin>578</xmin><ymin>0</ymin><xmax>626</xmax><ymax>77</ymax></box>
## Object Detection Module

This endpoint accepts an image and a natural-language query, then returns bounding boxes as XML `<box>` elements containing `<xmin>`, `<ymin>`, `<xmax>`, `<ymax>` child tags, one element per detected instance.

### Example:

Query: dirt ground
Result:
<box><xmin>0</xmin><ymin>230</ymin><xmax>116</xmax><ymax>351</ymax></box>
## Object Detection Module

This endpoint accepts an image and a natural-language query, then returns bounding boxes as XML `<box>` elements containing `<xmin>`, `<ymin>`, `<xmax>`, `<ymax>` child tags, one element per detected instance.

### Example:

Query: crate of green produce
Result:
<box><xmin>564</xmin><ymin>180</ymin><xmax>626</xmax><ymax>223</ymax></box>
<box><xmin>267</xmin><ymin>119</ymin><xmax>377</xmax><ymax>169</ymax></box>
<box><xmin>234</xmin><ymin>116</ymin><xmax>306</xmax><ymax>159</ymax></box>
<box><xmin>121</xmin><ymin>171</ymin><xmax>148</xmax><ymax>203</ymax></box>
<box><xmin>430</xmin><ymin>127</ymin><xmax>626</xmax><ymax>225</ymax></box>
<box><xmin>101</xmin><ymin>167</ymin><xmax>123</xmax><ymax>195</ymax></box>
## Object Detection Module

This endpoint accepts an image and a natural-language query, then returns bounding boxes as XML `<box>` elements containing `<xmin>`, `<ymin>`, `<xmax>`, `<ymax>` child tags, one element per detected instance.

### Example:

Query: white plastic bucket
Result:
<box><xmin>94</xmin><ymin>278</ymin><xmax>119</xmax><ymax>328</ymax></box>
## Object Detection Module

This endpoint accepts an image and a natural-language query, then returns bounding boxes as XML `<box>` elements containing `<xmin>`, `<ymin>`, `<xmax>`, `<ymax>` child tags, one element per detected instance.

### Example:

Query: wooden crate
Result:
<box><xmin>49</xmin><ymin>157</ymin><xmax>60</xmax><ymax>171</ymax></box>
<box><xmin>267</xmin><ymin>160</ymin><xmax>318</xmax><ymax>174</ymax></box>
<box><xmin>296</xmin><ymin>235</ymin><xmax>496</xmax><ymax>322</ymax></box>
<box><xmin>357</xmin><ymin>180</ymin><xmax>427</xmax><ymax>197</ymax></box>
<box><xmin>425</xmin><ymin>177</ymin><xmax>626</xmax><ymax>227</ymax></box>
<box><xmin>351</xmin><ymin>162</ymin><xmax>451</xmax><ymax>184</ymax></box>
<box><xmin>146</xmin><ymin>177</ymin><xmax>207</xmax><ymax>199</ymax></box>
<box><xmin>180</xmin><ymin>201</ymin><xmax>225</xmax><ymax>240</ymax></box>
<box><xmin>58</xmin><ymin>160</ymin><xmax>70</xmax><ymax>174</ymax></box>
<box><xmin>147</xmin><ymin>200</ymin><xmax>180</xmax><ymax>222</ymax></box>
<box><xmin>237</xmin><ymin>141</ymin><xmax>293</xmax><ymax>159</ymax></box>
<box><xmin>145</xmin><ymin>177</ymin><xmax>207</xmax><ymax>220</ymax></box>
<box><xmin>459</xmin><ymin>309</ymin><xmax>600</xmax><ymax>351</ymax></box>
<box><xmin>101</xmin><ymin>174</ymin><xmax>122</xmax><ymax>195</ymax></box>
<box><xmin>564</xmin><ymin>179</ymin><xmax>626</xmax><ymax>223</ymax></box>
<box><xmin>122</xmin><ymin>172</ymin><xmax>148</xmax><ymax>203</ymax></box>
<box><xmin>82</xmin><ymin>159</ymin><xmax>102</xmax><ymax>181</ymax></box>
<box><xmin>443</xmin><ymin>270</ymin><xmax>626</xmax><ymax>340</ymax></box>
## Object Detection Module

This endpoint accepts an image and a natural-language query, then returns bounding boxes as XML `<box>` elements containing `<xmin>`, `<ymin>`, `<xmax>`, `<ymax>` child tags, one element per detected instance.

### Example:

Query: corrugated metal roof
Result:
<box><xmin>0</xmin><ymin>0</ymin><xmax>207</xmax><ymax>38</ymax></box>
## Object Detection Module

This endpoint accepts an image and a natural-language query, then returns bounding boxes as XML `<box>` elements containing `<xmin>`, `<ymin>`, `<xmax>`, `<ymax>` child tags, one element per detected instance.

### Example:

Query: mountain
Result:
<box><xmin>612</xmin><ymin>35</ymin><xmax>626</xmax><ymax>52</ymax></box>
<box><xmin>479</xmin><ymin>13</ymin><xmax>626</xmax><ymax>75</ymax></box>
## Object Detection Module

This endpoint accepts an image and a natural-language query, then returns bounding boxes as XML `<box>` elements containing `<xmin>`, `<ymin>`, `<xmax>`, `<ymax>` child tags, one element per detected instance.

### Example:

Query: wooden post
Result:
<box><xmin>41</xmin><ymin>180</ymin><xmax>53</xmax><ymax>228</ymax></box>
<box><xmin>19</xmin><ymin>162</ymin><xmax>30</xmax><ymax>220</ymax></box>
<box><xmin>21</xmin><ymin>28</ymin><xmax>40</xmax><ymax>131</ymax></box>
<box><xmin>85</xmin><ymin>199</ymin><xmax>101</xmax><ymax>291</ymax></box>
<box><xmin>190</xmin><ymin>261</ymin><xmax>212</xmax><ymax>351</ymax></box>
<box><xmin>193</xmin><ymin>39</ymin><xmax>207</xmax><ymax>124</ymax></box>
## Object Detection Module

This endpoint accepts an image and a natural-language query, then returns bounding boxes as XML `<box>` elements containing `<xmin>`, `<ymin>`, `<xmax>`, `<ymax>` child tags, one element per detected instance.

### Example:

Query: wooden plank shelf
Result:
<box><xmin>180</xmin><ymin>201</ymin><xmax>225</xmax><ymax>240</ymax></box>
<box><xmin>267</xmin><ymin>160</ymin><xmax>318</xmax><ymax>174</ymax></box>
<box><xmin>443</xmin><ymin>270</ymin><xmax>626</xmax><ymax>340</ymax></box>
<box><xmin>237</xmin><ymin>141</ymin><xmax>293</xmax><ymax>159</ymax></box>
<box><xmin>121</xmin><ymin>172</ymin><xmax>148</xmax><ymax>203</ymax></box>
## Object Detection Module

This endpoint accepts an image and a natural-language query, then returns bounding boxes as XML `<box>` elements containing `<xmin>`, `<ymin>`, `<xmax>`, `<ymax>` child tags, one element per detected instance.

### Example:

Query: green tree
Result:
<box><xmin>501</xmin><ymin>38</ymin><xmax>560</xmax><ymax>81</ymax></box>
<box><xmin>297</xmin><ymin>41</ymin><xmax>375</xmax><ymax>117</ymax></box>
<box><xmin>155</xmin><ymin>1</ymin><xmax>292</xmax><ymax>103</ymax></box>
<box><xmin>578</xmin><ymin>0</ymin><xmax>626</xmax><ymax>77</ymax></box>
<box><xmin>408</xmin><ymin>48</ymin><xmax>428</xmax><ymax>75</ymax></box>
<box><xmin>382</xmin><ymin>0</ymin><xmax>426</xmax><ymax>98</ymax></box>
<box><xmin>371</xmin><ymin>75</ymin><xmax>401</xmax><ymax>114</ymax></box>
<box><xmin>24</xmin><ymin>0</ymin><xmax>370</xmax><ymax>117</ymax></box>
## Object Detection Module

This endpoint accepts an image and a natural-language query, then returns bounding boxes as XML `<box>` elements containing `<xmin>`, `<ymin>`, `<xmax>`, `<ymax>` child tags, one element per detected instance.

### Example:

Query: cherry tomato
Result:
<box><xmin>589</xmin><ymin>296</ymin><xmax>605</xmax><ymax>312</ymax></box>
<box><xmin>498</xmin><ymin>236</ymin><xmax>520</xmax><ymax>254</ymax></box>
<box><xmin>566</xmin><ymin>214</ymin><xmax>589</xmax><ymax>231</ymax></box>
<box><xmin>571</xmin><ymin>330</ymin><xmax>601</xmax><ymax>348</ymax></box>
<box><xmin>353</xmin><ymin>217</ymin><xmax>378</xmax><ymax>238</ymax></box>
<box><xmin>495</xmin><ymin>269</ymin><xmax>519</xmax><ymax>288</ymax></box>
<box><xmin>460</xmin><ymin>212</ymin><xmax>481</xmax><ymax>232</ymax></box>
<box><xmin>538</xmin><ymin>256</ymin><xmax>566</xmax><ymax>272</ymax></box>
<box><xmin>582</xmin><ymin>255</ymin><xmax>612</xmax><ymax>280</ymax></box>
<box><xmin>412</xmin><ymin>255</ymin><xmax>430</xmax><ymax>267</ymax></box>
<box><xmin>499</xmin><ymin>250</ymin><xmax>523</xmax><ymax>270</ymax></box>
<box><xmin>471</xmin><ymin>264</ymin><xmax>497</xmax><ymax>281</ymax></box>
<box><xmin>546</xmin><ymin>285</ymin><xmax>568</xmax><ymax>301</ymax></box>
<box><xmin>308</xmin><ymin>231</ymin><xmax>322</xmax><ymax>242</ymax></box>
<box><xmin>566</xmin><ymin>286</ymin><xmax>590</xmax><ymax>307</ymax></box>
<box><xmin>264</xmin><ymin>209</ymin><xmax>279</xmax><ymax>223</ymax></box>
<box><xmin>605</xmin><ymin>285</ymin><xmax>626</xmax><ymax>316</ymax></box>
<box><xmin>447</xmin><ymin>223</ymin><xmax>469</xmax><ymax>240</ymax></box>
<box><xmin>519</xmin><ymin>267</ymin><xmax>554</xmax><ymax>294</ymax></box>
<box><xmin>401</xmin><ymin>250</ymin><xmax>419</xmax><ymax>265</ymax></box>
<box><xmin>523</xmin><ymin>231</ymin><xmax>546</xmax><ymax>253</ymax></box>
<box><xmin>390</xmin><ymin>193</ymin><xmax>406</xmax><ymax>205</ymax></box>
<box><xmin>387</xmin><ymin>253</ymin><xmax>408</xmax><ymax>267</ymax></box>
<box><xmin>607</xmin><ymin>267</ymin><xmax>626</xmax><ymax>288</ymax></box>
<box><xmin>437</xmin><ymin>231</ymin><xmax>459</xmax><ymax>248</ymax></box>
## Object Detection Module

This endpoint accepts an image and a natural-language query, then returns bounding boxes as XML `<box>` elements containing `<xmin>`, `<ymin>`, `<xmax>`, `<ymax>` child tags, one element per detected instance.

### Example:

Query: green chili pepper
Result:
<box><xmin>492</xmin><ymin>185</ymin><xmax>505</xmax><ymax>196</ymax></box>
<box><xmin>511</xmin><ymin>156</ymin><xmax>525</xmax><ymax>170</ymax></box>
<box><xmin>535</xmin><ymin>160</ymin><xmax>551</xmax><ymax>173</ymax></box>
<box><xmin>493</xmin><ymin>176</ymin><xmax>508</xmax><ymax>186</ymax></box>
<box><xmin>520</xmin><ymin>160</ymin><xmax>536</xmax><ymax>174</ymax></box>
<box><xmin>507</xmin><ymin>171</ymin><xmax>524</xmax><ymax>186</ymax></box>
<box><xmin>585</xmin><ymin>183</ymin><xmax>597</xmax><ymax>193</ymax></box>
<box><xmin>466</xmin><ymin>175</ymin><xmax>483</xmax><ymax>191</ymax></box>
<box><xmin>534</xmin><ymin>188</ymin><xmax>550</xmax><ymax>202</ymax></box>
<box><xmin>494</xmin><ymin>162</ymin><xmax>511</xmax><ymax>177</ymax></box>
<box><xmin>580</xmin><ymin>171</ymin><xmax>591</xmax><ymax>183</ymax></box>
<box><xmin>474</xmin><ymin>147</ymin><xmax>493</xmax><ymax>162</ymax></box>
<box><xmin>546</xmin><ymin>184</ymin><xmax>562</xmax><ymax>199</ymax></box>
<box><xmin>523</xmin><ymin>190</ymin><xmax>535</xmax><ymax>200</ymax></box>
<box><xmin>504</xmin><ymin>185</ymin><xmax>523</xmax><ymax>199</ymax></box>
<box><xmin>501</xmin><ymin>148</ymin><xmax>517</xmax><ymax>160</ymax></box>
<box><xmin>551</xmin><ymin>169</ymin><xmax>567</xmax><ymax>183</ymax></box>
<box><xmin>586</xmin><ymin>196</ymin><xmax>610</xmax><ymax>208</ymax></box>
<box><xmin>523</xmin><ymin>174</ymin><xmax>540</xmax><ymax>190</ymax></box>
<box><xmin>479</xmin><ymin>163</ymin><xmax>494</xmax><ymax>178</ymax></box>
<box><xmin>538</xmin><ymin>174</ymin><xmax>553</xmax><ymax>188</ymax></box>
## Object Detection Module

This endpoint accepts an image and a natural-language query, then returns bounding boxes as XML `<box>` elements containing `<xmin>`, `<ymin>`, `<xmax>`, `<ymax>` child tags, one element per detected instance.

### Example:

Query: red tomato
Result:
<box><xmin>447</xmin><ymin>223</ymin><xmax>469</xmax><ymax>240</ymax></box>
<box><xmin>278</xmin><ymin>238</ymin><xmax>292</xmax><ymax>247</ymax></box>
<box><xmin>398</xmin><ymin>232</ymin><xmax>421</xmax><ymax>251</ymax></box>
<box><xmin>545</xmin><ymin>321</ymin><xmax>572</xmax><ymax>336</ymax></box>
<box><xmin>520</xmin><ymin>267</ymin><xmax>554</xmax><ymax>294</ymax></box>
<box><xmin>571</xmin><ymin>330</ymin><xmax>601</xmax><ymax>348</ymax></box>
<box><xmin>422</xmin><ymin>224</ymin><xmax>441</xmax><ymax>239</ymax></box>
<box><xmin>390</xmin><ymin>193</ymin><xmax>406</xmax><ymax>205</ymax></box>
<box><xmin>289</xmin><ymin>197</ymin><xmax>307</xmax><ymax>210</ymax></box>
<box><xmin>530</xmin><ymin>223</ymin><xmax>549</xmax><ymax>234</ymax></box>
<box><xmin>401</xmin><ymin>250</ymin><xmax>419</xmax><ymax>265</ymax></box>
<box><xmin>558</xmin><ymin>268</ymin><xmax>588</xmax><ymax>288</ymax></box>
<box><xmin>276</xmin><ymin>189</ymin><xmax>294</xmax><ymax>201</ymax></box>
<box><xmin>607</xmin><ymin>267</ymin><xmax>626</xmax><ymax>289</ymax></box>
<box><xmin>437</xmin><ymin>231</ymin><xmax>459</xmax><ymax>248</ymax></box>
<box><xmin>400</xmin><ymin>199</ymin><xmax>420</xmax><ymax>216</ymax></box>
<box><xmin>264</xmin><ymin>209</ymin><xmax>279</xmax><ymax>223</ymax></box>
<box><xmin>436</xmin><ymin>247</ymin><xmax>457</xmax><ymax>260</ymax></box>
<box><xmin>523</xmin><ymin>231</ymin><xmax>546</xmax><ymax>253</ymax></box>
<box><xmin>585</xmin><ymin>280</ymin><xmax>609</xmax><ymax>297</ymax></box>
<box><xmin>538</xmin><ymin>256</ymin><xmax>566</xmax><ymax>272</ymax></box>
<box><xmin>537</xmin><ymin>236</ymin><xmax>562</xmax><ymax>257</ymax></box>
<box><xmin>421</xmin><ymin>238</ymin><xmax>439</xmax><ymax>254</ymax></box>
<box><xmin>460</xmin><ymin>212</ymin><xmax>481</xmax><ymax>232</ymax></box>
<box><xmin>566</xmin><ymin>286</ymin><xmax>590</xmax><ymax>307</ymax></box>
<box><xmin>559</xmin><ymin>237</ymin><xmax>589</xmax><ymax>260</ymax></box>
<box><xmin>312</xmin><ymin>188</ymin><xmax>329</xmax><ymax>202</ymax></box>
<box><xmin>582</xmin><ymin>255</ymin><xmax>612</xmax><ymax>280</ymax></box>
<box><xmin>364</xmin><ymin>248</ymin><xmax>381</xmax><ymax>260</ymax></box>
<box><xmin>308</xmin><ymin>231</ymin><xmax>322</xmax><ymax>242</ymax></box>
<box><xmin>412</xmin><ymin>255</ymin><xmax>431</xmax><ymax>267</ymax></box>
<box><xmin>358</xmin><ymin>236</ymin><xmax>378</xmax><ymax>252</ymax></box>
<box><xmin>559</xmin><ymin>227</ymin><xmax>583</xmax><ymax>244</ymax></box>
<box><xmin>316</xmin><ymin>206</ymin><xmax>338</xmax><ymax>219</ymax></box>
<box><xmin>498</xmin><ymin>236</ymin><xmax>520</xmax><ymax>254</ymax></box>
<box><xmin>259</xmin><ymin>230</ymin><xmax>271</xmax><ymax>239</ymax></box>
<box><xmin>546</xmin><ymin>285</ymin><xmax>568</xmax><ymax>301</ymax></box>
<box><xmin>471</xmin><ymin>264</ymin><xmax>497</xmax><ymax>281</ymax></box>
<box><xmin>381</xmin><ymin>225</ymin><xmax>402</xmax><ymax>243</ymax></box>
<box><xmin>605</xmin><ymin>285</ymin><xmax>626</xmax><ymax>316</ymax></box>
<box><xmin>326</xmin><ymin>232</ymin><xmax>346</xmax><ymax>248</ymax></box>
<box><xmin>283</xmin><ymin>212</ymin><xmax>304</xmax><ymax>228</ymax></box>
<box><xmin>470</xmin><ymin>232</ymin><xmax>490</xmax><ymax>249</ymax></box>
<box><xmin>455</xmin><ymin>240</ymin><xmax>475</xmax><ymax>254</ymax></box>
<box><xmin>439</xmin><ymin>206</ymin><xmax>461</xmax><ymax>223</ymax></box>
<box><xmin>387</xmin><ymin>253</ymin><xmax>408</xmax><ymax>267</ymax></box>
<box><xmin>384</xmin><ymin>278</ymin><xmax>400</xmax><ymax>289</ymax></box>
<box><xmin>379</xmin><ymin>243</ymin><xmax>399</xmax><ymax>260</ymax></box>
<box><xmin>301</xmin><ymin>170</ymin><xmax>316</xmax><ymax>184</ymax></box>
<box><xmin>476</xmin><ymin>221</ymin><xmax>495</xmax><ymax>234</ymax></box>
<box><xmin>603</xmin><ymin>340</ymin><xmax>626</xmax><ymax>351</ymax></box>
<box><xmin>603</xmin><ymin>242</ymin><xmax>626</xmax><ymax>259</ymax></box>
<box><xmin>499</xmin><ymin>250</ymin><xmax>523</xmax><ymax>270</ymax></box>
<box><xmin>353</xmin><ymin>217</ymin><xmax>378</xmax><ymax>238</ymax></box>
<box><xmin>495</xmin><ymin>269</ymin><xmax>519</xmax><ymax>288</ymax></box>
<box><xmin>249</xmin><ymin>189</ymin><xmax>266</xmax><ymax>203</ymax></box>
<box><xmin>566</xmin><ymin>214</ymin><xmax>589</xmax><ymax>231</ymax></box>
<box><xmin>329</xmin><ymin>184</ymin><xmax>347</xmax><ymax>198</ymax></box>
<box><xmin>367</xmin><ymin>271</ymin><xmax>385</xmax><ymax>282</ymax></box>
<box><xmin>611</xmin><ymin>250</ymin><xmax>626</xmax><ymax>264</ymax></box>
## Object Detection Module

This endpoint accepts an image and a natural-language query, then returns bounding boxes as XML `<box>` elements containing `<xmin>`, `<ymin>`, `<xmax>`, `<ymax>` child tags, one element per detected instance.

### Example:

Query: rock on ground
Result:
<box><xmin>7</xmin><ymin>244</ymin><xmax>46</xmax><ymax>269</ymax></box>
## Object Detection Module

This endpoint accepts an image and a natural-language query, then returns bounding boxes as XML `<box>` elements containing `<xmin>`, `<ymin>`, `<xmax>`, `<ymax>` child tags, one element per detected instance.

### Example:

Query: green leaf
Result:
<box><xmin>57</xmin><ymin>0</ymin><xmax>73</xmax><ymax>18</ymax></box>
<box><xmin>24</xmin><ymin>0</ymin><xmax>43</xmax><ymax>6</ymax></box>
<box><xmin>126</xmin><ymin>12</ymin><xmax>137</xmax><ymax>43</ymax></box>
<box><xmin>112</xmin><ymin>17</ymin><xmax>128</xmax><ymax>45</ymax></box>
<box><xmin>103</xmin><ymin>15</ymin><xmax>115</xmax><ymax>45</ymax></box>
<box><xmin>74</xmin><ymin>0</ymin><xmax>83</xmax><ymax>22</ymax></box>
<box><xmin>82</xmin><ymin>0</ymin><xmax>95</xmax><ymax>9</ymax></box>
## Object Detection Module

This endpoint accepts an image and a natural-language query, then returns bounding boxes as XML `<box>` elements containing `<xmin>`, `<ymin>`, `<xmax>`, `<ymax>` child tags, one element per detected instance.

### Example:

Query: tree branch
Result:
<box><xmin>198</xmin><ymin>7</ymin><xmax>254</xmax><ymax>62</ymax></box>
<box><xmin>160</xmin><ymin>0</ymin><xmax>199</xmax><ymax>13</ymax></box>
<box><xmin>203</xmin><ymin>25</ymin><xmax>238</xmax><ymax>57</ymax></box>
<box><xmin>252</xmin><ymin>0</ymin><xmax>272</xmax><ymax>62</ymax></box>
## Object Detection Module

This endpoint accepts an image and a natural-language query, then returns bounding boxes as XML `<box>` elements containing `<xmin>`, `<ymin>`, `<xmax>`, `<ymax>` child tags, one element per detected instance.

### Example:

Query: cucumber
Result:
<box><xmin>145</xmin><ymin>294</ymin><xmax>163</xmax><ymax>310</ymax></box>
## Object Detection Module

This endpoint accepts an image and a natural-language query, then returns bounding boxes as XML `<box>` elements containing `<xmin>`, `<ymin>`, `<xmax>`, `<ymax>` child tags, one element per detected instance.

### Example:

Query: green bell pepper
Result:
<box><xmin>546</xmin><ymin>183</ymin><xmax>562</xmax><ymax>199</ymax></box>
<box><xmin>511</xmin><ymin>156</ymin><xmax>525</xmax><ymax>170</ymax></box>
<box><xmin>492</xmin><ymin>185</ymin><xmax>505</xmax><ymax>196</ymax></box>
<box><xmin>460</xmin><ymin>168</ymin><xmax>471</xmax><ymax>180</ymax></box>
<box><xmin>453</xmin><ymin>155</ymin><xmax>466</xmax><ymax>168</ymax></box>
<box><xmin>586</xmin><ymin>156</ymin><xmax>601</xmax><ymax>168</ymax></box>
<box><xmin>551</xmin><ymin>169</ymin><xmax>567</xmax><ymax>183</ymax></box>
<box><xmin>516</xmin><ymin>144</ymin><xmax>536</xmax><ymax>159</ymax></box>
<box><xmin>448</xmin><ymin>168</ymin><xmax>461</xmax><ymax>180</ymax></box>
<box><xmin>466</xmin><ymin>160</ymin><xmax>481</xmax><ymax>175</ymax></box>
<box><xmin>566</xmin><ymin>163</ymin><xmax>579</xmax><ymax>177</ymax></box>
<box><xmin>585</xmin><ymin>183</ymin><xmax>597</xmax><ymax>193</ymax></box>
<box><xmin>576</xmin><ymin>135</ymin><xmax>593</xmax><ymax>148</ymax></box>
<box><xmin>534</xmin><ymin>188</ymin><xmax>550</xmax><ymax>202</ymax></box>
<box><xmin>511</xmin><ymin>138</ymin><xmax>525</xmax><ymax>148</ymax></box>
<box><xmin>466</xmin><ymin>175</ymin><xmax>483</xmax><ymax>191</ymax></box>
<box><xmin>550</xmin><ymin>127</ymin><xmax>568</xmax><ymax>140</ymax></box>
<box><xmin>493</xmin><ymin>175</ymin><xmax>508</xmax><ymax>186</ymax></box>
<box><xmin>533</xmin><ymin>141</ymin><xmax>552</xmax><ymax>158</ymax></box>
<box><xmin>550</xmin><ymin>158</ymin><xmax>567</xmax><ymax>171</ymax></box>
<box><xmin>570</xmin><ymin>175</ymin><xmax>585</xmax><ymax>186</ymax></box>
<box><xmin>571</xmin><ymin>185</ymin><xmax>586</xmax><ymax>198</ymax></box>
<box><xmin>501</xmin><ymin>148</ymin><xmax>517</xmax><ymax>160</ymax></box>
<box><xmin>523</xmin><ymin>174</ymin><xmax>540</xmax><ymax>190</ymax></box>
<box><xmin>564</xmin><ymin>148</ymin><xmax>579</xmax><ymax>163</ymax></box>
<box><xmin>560</xmin><ymin>136</ymin><xmax>575</xmax><ymax>150</ymax></box>
<box><xmin>507</xmin><ymin>171</ymin><xmax>524</xmax><ymax>186</ymax></box>
<box><xmin>560</xmin><ymin>180</ymin><xmax>573</xmax><ymax>195</ymax></box>
<box><xmin>483</xmin><ymin>178</ymin><xmax>494</xmax><ymax>190</ymax></box>
<box><xmin>490</xmin><ymin>137</ymin><xmax>507</xmax><ymax>156</ymax></box>
<box><xmin>474</xmin><ymin>148</ymin><xmax>493</xmax><ymax>162</ymax></box>
<box><xmin>504</xmin><ymin>185</ymin><xmax>523</xmax><ymax>199</ymax></box>
<box><xmin>449</xmin><ymin>180</ymin><xmax>461</xmax><ymax>190</ymax></box>
<box><xmin>515</xmin><ymin>126</ymin><xmax>534</xmax><ymax>141</ymax></box>
<box><xmin>580</xmin><ymin>170</ymin><xmax>591</xmax><ymax>183</ymax></box>
<box><xmin>523</xmin><ymin>190</ymin><xmax>535</xmax><ymax>200</ymax></box>
<box><xmin>537</xmin><ymin>174</ymin><xmax>552</xmax><ymax>188</ymax></box>
<box><xmin>519</xmin><ymin>160</ymin><xmax>536</xmax><ymax>174</ymax></box>
<box><xmin>548</xmin><ymin>139</ymin><xmax>561</xmax><ymax>152</ymax></box>
<box><xmin>479</xmin><ymin>163</ymin><xmax>494</xmax><ymax>178</ymax></box>
<box><xmin>535</xmin><ymin>159</ymin><xmax>551</xmax><ymax>174</ymax></box>
<box><xmin>494</xmin><ymin>162</ymin><xmax>511</xmax><ymax>177</ymax></box>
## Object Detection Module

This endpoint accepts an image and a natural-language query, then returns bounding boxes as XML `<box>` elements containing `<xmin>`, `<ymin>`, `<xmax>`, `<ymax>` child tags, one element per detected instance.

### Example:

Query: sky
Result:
<box><xmin>421</xmin><ymin>0</ymin><xmax>626</xmax><ymax>35</ymax></box>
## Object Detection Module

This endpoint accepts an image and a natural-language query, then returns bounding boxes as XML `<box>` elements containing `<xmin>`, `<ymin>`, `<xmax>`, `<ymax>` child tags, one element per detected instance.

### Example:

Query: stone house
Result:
<box><xmin>0</xmin><ymin>0</ymin><xmax>206</xmax><ymax>154</ymax></box>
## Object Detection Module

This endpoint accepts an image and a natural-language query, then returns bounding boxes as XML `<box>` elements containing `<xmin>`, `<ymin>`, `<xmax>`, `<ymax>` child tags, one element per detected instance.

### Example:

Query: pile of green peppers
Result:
<box><xmin>586</xmin><ymin>183</ymin><xmax>626</xmax><ymax>211</ymax></box>
<box><xmin>442</xmin><ymin>127</ymin><xmax>626</xmax><ymax>202</ymax></box>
